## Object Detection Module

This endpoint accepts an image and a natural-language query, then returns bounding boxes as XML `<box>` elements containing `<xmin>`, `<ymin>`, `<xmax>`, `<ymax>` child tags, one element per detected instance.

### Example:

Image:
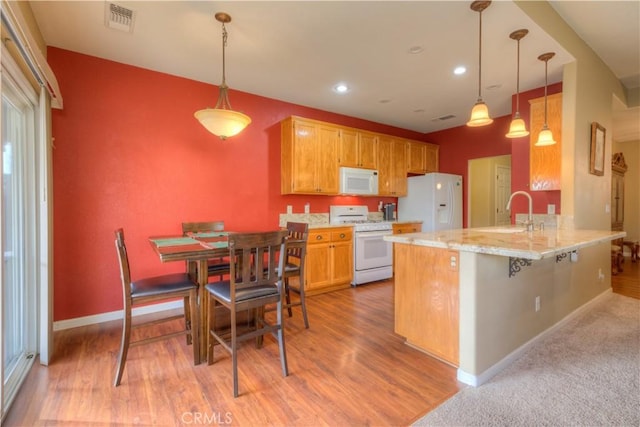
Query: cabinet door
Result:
<box><xmin>377</xmin><ymin>137</ymin><xmax>394</xmax><ymax>195</ymax></box>
<box><xmin>406</xmin><ymin>141</ymin><xmax>426</xmax><ymax>174</ymax></box>
<box><xmin>338</xmin><ymin>127</ymin><xmax>359</xmax><ymax>167</ymax></box>
<box><xmin>391</xmin><ymin>139</ymin><xmax>407</xmax><ymax>196</ymax></box>
<box><xmin>529</xmin><ymin>93</ymin><xmax>562</xmax><ymax>191</ymax></box>
<box><xmin>425</xmin><ymin>144</ymin><xmax>439</xmax><ymax>173</ymax></box>
<box><xmin>358</xmin><ymin>131</ymin><xmax>378</xmax><ymax>170</ymax></box>
<box><xmin>290</xmin><ymin>119</ymin><xmax>319</xmax><ymax>194</ymax></box>
<box><xmin>316</xmin><ymin>124</ymin><xmax>340</xmax><ymax>194</ymax></box>
<box><xmin>306</xmin><ymin>242</ymin><xmax>332</xmax><ymax>290</ymax></box>
<box><xmin>331</xmin><ymin>240</ymin><xmax>353</xmax><ymax>286</ymax></box>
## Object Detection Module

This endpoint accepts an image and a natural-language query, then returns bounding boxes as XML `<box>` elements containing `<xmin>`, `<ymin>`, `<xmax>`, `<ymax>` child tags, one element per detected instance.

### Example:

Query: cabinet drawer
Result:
<box><xmin>309</xmin><ymin>230</ymin><xmax>331</xmax><ymax>244</ymax></box>
<box><xmin>331</xmin><ymin>230</ymin><xmax>352</xmax><ymax>241</ymax></box>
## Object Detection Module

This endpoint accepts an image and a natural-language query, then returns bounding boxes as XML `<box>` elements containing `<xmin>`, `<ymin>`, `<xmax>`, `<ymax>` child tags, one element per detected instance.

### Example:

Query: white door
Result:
<box><xmin>1</xmin><ymin>56</ymin><xmax>38</xmax><ymax>419</ymax></box>
<box><xmin>495</xmin><ymin>164</ymin><xmax>512</xmax><ymax>225</ymax></box>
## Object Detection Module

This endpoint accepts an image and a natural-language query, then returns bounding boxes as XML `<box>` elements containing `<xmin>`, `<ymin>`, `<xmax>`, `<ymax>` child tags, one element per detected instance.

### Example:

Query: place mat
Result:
<box><xmin>190</xmin><ymin>231</ymin><xmax>229</xmax><ymax>238</ymax></box>
<box><xmin>150</xmin><ymin>237</ymin><xmax>199</xmax><ymax>247</ymax></box>
<box><xmin>201</xmin><ymin>241</ymin><xmax>228</xmax><ymax>249</ymax></box>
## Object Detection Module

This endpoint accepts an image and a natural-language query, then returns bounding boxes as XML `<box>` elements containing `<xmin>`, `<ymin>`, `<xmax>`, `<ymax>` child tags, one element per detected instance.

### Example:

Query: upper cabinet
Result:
<box><xmin>281</xmin><ymin>116</ymin><xmax>340</xmax><ymax>195</ymax></box>
<box><xmin>407</xmin><ymin>141</ymin><xmax>439</xmax><ymax>174</ymax></box>
<box><xmin>529</xmin><ymin>93</ymin><xmax>562</xmax><ymax>191</ymax></box>
<box><xmin>280</xmin><ymin>115</ymin><xmax>439</xmax><ymax>197</ymax></box>
<box><xmin>378</xmin><ymin>136</ymin><xmax>407</xmax><ymax>196</ymax></box>
<box><xmin>339</xmin><ymin>128</ymin><xmax>378</xmax><ymax>169</ymax></box>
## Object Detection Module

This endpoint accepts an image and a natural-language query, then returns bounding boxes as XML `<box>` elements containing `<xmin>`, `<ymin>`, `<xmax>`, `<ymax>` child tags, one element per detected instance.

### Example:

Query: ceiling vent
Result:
<box><xmin>431</xmin><ymin>114</ymin><xmax>456</xmax><ymax>122</ymax></box>
<box><xmin>105</xmin><ymin>2</ymin><xmax>136</xmax><ymax>33</ymax></box>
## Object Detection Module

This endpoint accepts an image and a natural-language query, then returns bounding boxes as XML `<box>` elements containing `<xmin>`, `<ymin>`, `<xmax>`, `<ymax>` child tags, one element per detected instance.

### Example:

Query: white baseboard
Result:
<box><xmin>53</xmin><ymin>300</ymin><xmax>183</xmax><ymax>331</ymax></box>
<box><xmin>457</xmin><ymin>288</ymin><xmax>612</xmax><ymax>387</ymax></box>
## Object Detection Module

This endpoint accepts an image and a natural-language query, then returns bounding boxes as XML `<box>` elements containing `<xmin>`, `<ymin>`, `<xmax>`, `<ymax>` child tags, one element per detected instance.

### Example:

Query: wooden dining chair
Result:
<box><xmin>205</xmin><ymin>230</ymin><xmax>289</xmax><ymax>397</ymax></box>
<box><xmin>113</xmin><ymin>228</ymin><xmax>199</xmax><ymax>386</ymax></box>
<box><xmin>280</xmin><ymin>222</ymin><xmax>310</xmax><ymax>328</ymax></box>
<box><xmin>181</xmin><ymin>221</ymin><xmax>231</xmax><ymax>280</ymax></box>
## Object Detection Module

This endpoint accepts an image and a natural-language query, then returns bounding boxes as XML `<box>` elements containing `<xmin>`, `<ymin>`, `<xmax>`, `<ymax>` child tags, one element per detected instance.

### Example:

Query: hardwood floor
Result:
<box><xmin>612</xmin><ymin>256</ymin><xmax>640</xmax><ymax>299</ymax></box>
<box><xmin>4</xmin><ymin>280</ymin><xmax>461</xmax><ymax>426</ymax></box>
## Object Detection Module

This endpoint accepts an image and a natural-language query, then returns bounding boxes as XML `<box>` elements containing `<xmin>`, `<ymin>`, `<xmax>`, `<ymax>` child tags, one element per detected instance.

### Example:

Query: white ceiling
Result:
<box><xmin>30</xmin><ymin>1</ymin><xmax>639</xmax><ymax>140</ymax></box>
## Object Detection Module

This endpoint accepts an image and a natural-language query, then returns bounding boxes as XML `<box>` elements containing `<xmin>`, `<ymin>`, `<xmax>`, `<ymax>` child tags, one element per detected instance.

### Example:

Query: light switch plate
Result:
<box><xmin>547</xmin><ymin>204</ymin><xmax>555</xmax><ymax>214</ymax></box>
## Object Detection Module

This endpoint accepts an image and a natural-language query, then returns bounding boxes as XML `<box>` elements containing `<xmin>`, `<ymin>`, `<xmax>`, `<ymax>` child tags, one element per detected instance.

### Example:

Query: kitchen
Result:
<box><xmin>2</xmin><ymin>0</ymin><xmax>638</xmax><ymax>424</ymax></box>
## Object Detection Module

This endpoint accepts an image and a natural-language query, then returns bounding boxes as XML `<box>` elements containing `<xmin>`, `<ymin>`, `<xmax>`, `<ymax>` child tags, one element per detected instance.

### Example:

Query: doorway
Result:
<box><xmin>468</xmin><ymin>155</ymin><xmax>512</xmax><ymax>228</ymax></box>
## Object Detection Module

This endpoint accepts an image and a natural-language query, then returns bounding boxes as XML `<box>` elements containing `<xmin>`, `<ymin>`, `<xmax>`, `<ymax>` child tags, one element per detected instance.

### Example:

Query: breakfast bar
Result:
<box><xmin>385</xmin><ymin>226</ymin><xmax>626</xmax><ymax>386</ymax></box>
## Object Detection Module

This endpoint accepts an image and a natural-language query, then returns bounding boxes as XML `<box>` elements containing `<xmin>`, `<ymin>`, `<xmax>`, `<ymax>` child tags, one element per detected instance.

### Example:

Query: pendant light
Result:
<box><xmin>505</xmin><ymin>29</ymin><xmax>529</xmax><ymax>138</ymax></box>
<box><xmin>195</xmin><ymin>12</ymin><xmax>251</xmax><ymax>140</ymax></box>
<box><xmin>467</xmin><ymin>1</ymin><xmax>493</xmax><ymax>127</ymax></box>
<box><xmin>535</xmin><ymin>52</ymin><xmax>556</xmax><ymax>146</ymax></box>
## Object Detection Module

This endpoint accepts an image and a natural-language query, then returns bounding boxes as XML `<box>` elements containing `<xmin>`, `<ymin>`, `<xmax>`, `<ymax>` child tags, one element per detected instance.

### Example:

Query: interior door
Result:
<box><xmin>495</xmin><ymin>164</ymin><xmax>512</xmax><ymax>225</ymax></box>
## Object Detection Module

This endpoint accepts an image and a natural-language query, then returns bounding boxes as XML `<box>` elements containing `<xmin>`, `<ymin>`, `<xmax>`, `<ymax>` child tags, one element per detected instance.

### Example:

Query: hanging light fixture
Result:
<box><xmin>195</xmin><ymin>12</ymin><xmax>251</xmax><ymax>140</ymax></box>
<box><xmin>535</xmin><ymin>52</ymin><xmax>556</xmax><ymax>146</ymax></box>
<box><xmin>467</xmin><ymin>1</ymin><xmax>493</xmax><ymax>127</ymax></box>
<box><xmin>505</xmin><ymin>29</ymin><xmax>529</xmax><ymax>138</ymax></box>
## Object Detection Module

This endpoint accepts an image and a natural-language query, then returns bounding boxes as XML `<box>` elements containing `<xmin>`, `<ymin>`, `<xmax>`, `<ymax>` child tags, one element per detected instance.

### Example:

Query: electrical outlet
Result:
<box><xmin>598</xmin><ymin>268</ymin><xmax>605</xmax><ymax>281</ymax></box>
<box><xmin>535</xmin><ymin>296</ymin><xmax>540</xmax><ymax>312</ymax></box>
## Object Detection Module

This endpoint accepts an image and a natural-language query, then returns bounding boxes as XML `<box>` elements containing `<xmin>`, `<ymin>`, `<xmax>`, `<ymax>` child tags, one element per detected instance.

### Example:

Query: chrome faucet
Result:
<box><xmin>506</xmin><ymin>191</ymin><xmax>534</xmax><ymax>231</ymax></box>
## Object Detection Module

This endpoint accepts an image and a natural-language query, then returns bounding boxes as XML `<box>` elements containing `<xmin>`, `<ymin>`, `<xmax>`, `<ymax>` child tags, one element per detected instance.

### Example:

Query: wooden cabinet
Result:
<box><xmin>392</xmin><ymin>222</ymin><xmax>421</xmax><ymax>234</ymax></box>
<box><xmin>281</xmin><ymin>115</ymin><xmax>439</xmax><ymax>197</ymax></box>
<box><xmin>394</xmin><ymin>244</ymin><xmax>459</xmax><ymax>365</ymax></box>
<box><xmin>406</xmin><ymin>141</ymin><xmax>439</xmax><ymax>174</ymax></box>
<box><xmin>305</xmin><ymin>227</ymin><xmax>353</xmax><ymax>295</ymax></box>
<box><xmin>529</xmin><ymin>93</ymin><xmax>562</xmax><ymax>191</ymax></box>
<box><xmin>281</xmin><ymin>116</ymin><xmax>340</xmax><ymax>195</ymax></box>
<box><xmin>378</xmin><ymin>136</ymin><xmax>407</xmax><ymax>196</ymax></box>
<box><xmin>339</xmin><ymin>128</ymin><xmax>378</xmax><ymax>169</ymax></box>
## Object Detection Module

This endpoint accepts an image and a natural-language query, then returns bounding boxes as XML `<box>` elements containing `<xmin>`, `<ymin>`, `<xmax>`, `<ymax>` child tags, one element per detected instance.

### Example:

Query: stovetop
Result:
<box><xmin>329</xmin><ymin>205</ymin><xmax>392</xmax><ymax>231</ymax></box>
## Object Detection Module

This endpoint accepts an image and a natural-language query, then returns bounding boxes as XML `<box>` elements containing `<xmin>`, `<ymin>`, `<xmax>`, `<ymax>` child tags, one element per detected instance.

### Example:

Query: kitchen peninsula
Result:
<box><xmin>385</xmin><ymin>225</ymin><xmax>626</xmax><ymax>386</ymax></box>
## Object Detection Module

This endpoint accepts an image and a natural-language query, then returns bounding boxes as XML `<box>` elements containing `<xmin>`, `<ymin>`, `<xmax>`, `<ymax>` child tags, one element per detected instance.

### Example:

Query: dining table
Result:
<box><xmin>148</xmin><ymin>231</ymin><xmax>231</xmax><ymax>364</ymax></box>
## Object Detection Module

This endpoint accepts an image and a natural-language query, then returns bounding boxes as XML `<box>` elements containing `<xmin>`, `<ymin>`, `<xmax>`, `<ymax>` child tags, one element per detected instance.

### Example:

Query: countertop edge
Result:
<box><xmin>385</xmin><ymin>229</ymin><xmax>626</xmax><ymax>260</ymax></box>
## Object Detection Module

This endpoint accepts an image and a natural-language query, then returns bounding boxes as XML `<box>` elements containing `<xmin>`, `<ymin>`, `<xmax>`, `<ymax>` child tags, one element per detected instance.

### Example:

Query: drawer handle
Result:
<box><xmin>316</xmin><ymin>235</ymin><xmax>323</xmax><ymax>240</ymax></box>
<box><xmin>340</xmin><ymin>233</ymin><xmax>346</xmax><ymax>238</ymax></box>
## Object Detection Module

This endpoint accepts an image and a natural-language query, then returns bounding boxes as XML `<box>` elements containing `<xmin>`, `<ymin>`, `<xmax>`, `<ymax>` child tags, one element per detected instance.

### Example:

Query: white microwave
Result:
<box><xmin>339</xmin><ymin>167</ymin><xmax>379</xmax><ymax>195</ymax></box>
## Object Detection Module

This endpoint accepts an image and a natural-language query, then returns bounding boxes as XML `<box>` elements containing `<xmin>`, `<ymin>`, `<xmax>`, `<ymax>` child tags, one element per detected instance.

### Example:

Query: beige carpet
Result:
<box><xmin>414</xmin><ymin>292</ymin><xmax>640</xmax><ymax>426</ymax></box>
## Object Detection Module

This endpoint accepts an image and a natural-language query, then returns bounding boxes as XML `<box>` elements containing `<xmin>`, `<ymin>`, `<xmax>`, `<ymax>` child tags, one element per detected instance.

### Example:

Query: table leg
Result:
<box><xmin>187</xmin><ymin>259</ymin><xmax>209</xmax><ymax>364</ymax></box>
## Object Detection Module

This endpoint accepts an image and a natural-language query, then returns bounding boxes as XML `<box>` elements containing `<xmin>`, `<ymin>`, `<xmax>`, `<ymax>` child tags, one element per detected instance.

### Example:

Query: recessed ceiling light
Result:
<box><xmin>408</xmin><ymin>46</ymin><xmax>424</xmax><ymax>54</ymax></box>
<box><xmin>454</xmin><ymin>66</ymin><xmax>466</xmax><ymax>75</ymax></box>
<box><xmin>333</xmin><ymin>83</ymin><xmax>350</xmax><ymax>93</ymax></box>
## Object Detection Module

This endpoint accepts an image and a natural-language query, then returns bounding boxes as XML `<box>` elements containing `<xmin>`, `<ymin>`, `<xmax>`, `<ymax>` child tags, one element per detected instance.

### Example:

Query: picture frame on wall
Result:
<box><xmin>589</xmin><ymin>122</ymin><xmax>606</xmax><ymax>176</ymax></box>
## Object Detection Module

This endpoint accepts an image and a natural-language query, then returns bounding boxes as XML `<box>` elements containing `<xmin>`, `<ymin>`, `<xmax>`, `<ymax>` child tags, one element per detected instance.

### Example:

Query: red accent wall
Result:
<box><xmin>49</xmin><ymin>47</ymin><xmax>561</xmax><ymax>321</ymax></box>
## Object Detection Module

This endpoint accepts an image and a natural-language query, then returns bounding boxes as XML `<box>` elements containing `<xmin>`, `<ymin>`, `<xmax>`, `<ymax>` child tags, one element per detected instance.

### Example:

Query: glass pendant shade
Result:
<box><xmin>195</xmin><ymin>108</ymin><xmax>251</xmax><ymax>140</ymax></box>
<box><xmin>196</xmin><ymin>12</ymin><xmax>250</xmax><ymax>140</ymax></box>
<box><xmin>535</xmin><ymin>52</ymin><xmax>556</xmax><ymax>147</ymax></box>
<box><xmin>506</xmin><ymin>113</ymin><xmax>529</xmax><ymax>138</ymax></box>
<box><xmin>467</xmin><ymin>1</ymin><xmax>492</xmax><ymax>127</ymax></box>
<box><xmin>467</xmin><ymin>100</ymin><xmax>493</xmax><ymax>127</ymax></box>
<box><xmin>506</xmin><ymin>29</ymin><xmax>529</xmax><ymax>138</ymax></box>
<box><xmin>535</xmin><ymin>126</ymin><xmax>556</xmax><ymax>146</ymax></box>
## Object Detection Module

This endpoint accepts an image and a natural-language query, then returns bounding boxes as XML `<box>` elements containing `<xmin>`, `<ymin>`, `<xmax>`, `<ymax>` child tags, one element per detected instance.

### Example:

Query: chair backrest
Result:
<box><xmin>285</xmin><ymin>222</ymin><xmax>309</xmax><ymax>266</ymax></box>
<box><xmin>114</xmin><ymin>228</ymin><xmax>132</xmax><ymax>300</ymax></box>
<box><xmin>228</xmin><ymin>230</ymin><xmax>288</xmax><ymax>298</ymax></box>
<box><xmin>182</xmin><ymin>221</ymin><xmax>225</xmax><ymax>235</ymax></box>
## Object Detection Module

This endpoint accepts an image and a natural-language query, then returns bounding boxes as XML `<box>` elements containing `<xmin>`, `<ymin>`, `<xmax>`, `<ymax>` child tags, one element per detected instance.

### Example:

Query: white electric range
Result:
<box><xmin>329</xmin><ymin>205</ymin><xmax>393</xmax><ymax>285</ymax></box>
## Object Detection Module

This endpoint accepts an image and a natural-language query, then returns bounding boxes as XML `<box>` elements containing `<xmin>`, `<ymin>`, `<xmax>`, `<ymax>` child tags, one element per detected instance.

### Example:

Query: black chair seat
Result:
<box><xmin>131</xmin><ymin>273</ymin><xmax>197</xmax><ymax>298</ymax></box>
<box><xmin>205</xmin><ymin>281</ymin><xmax>278</xmax><ymax>303</ymax></box>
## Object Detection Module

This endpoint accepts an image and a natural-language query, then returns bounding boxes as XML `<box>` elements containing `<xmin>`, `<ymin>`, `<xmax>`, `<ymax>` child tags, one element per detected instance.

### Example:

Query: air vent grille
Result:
<box><xmin>431</xmin><ymin>114</ymin><xmax>456</xmax><ymax>122</ymax></box>
<box><xmin>105</xmin><ymin>2</ymin><xmax>136</xmax><ymax>33</ymax></box>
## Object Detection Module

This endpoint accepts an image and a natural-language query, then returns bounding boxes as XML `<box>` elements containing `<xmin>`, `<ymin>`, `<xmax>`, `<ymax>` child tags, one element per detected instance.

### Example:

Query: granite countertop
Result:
<box><xmin>384</xmin><ymin>225</ymin><xmax>626</xmax><ymax>260</ymax></box>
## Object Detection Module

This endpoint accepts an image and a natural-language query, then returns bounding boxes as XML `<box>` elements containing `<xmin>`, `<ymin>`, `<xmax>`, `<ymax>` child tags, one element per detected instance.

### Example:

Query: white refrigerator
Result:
<box><xmin>398</xmin><ymin>173</ymin><xmax>463</xmax><ymax>232</ymax></box>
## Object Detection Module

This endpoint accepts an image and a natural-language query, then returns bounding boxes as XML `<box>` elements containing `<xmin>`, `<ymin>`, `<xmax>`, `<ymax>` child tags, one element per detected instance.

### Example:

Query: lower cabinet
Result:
<box><xmin>305</xmin><ymin>227</ymin><xmax>353</xmax><ymax>295</ymax></box>
<box><xmin>392</xmin><ymin>222</ymin><xmax>422</xmax><ymax>234</ymax></box>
